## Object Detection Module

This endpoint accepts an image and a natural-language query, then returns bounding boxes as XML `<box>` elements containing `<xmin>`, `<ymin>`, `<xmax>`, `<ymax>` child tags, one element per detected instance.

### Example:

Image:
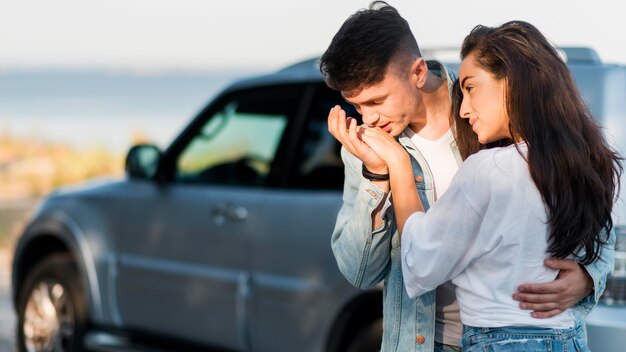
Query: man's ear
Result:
<box><xmin>410</xmin><ymin>58</ymin><xmax>428</xmax><ymax>88</ymax></box>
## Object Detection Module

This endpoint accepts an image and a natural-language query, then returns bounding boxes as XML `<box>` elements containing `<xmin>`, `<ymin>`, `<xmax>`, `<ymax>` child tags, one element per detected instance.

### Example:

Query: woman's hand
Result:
<box><xmin>359</xmin><ymin>126</ymin><xmax>409</xmax><ymax>168</ymax></box>
<box><xmin>361</xmin><ymin>126</ymin><xmax>422</xmax><ymax>236</ymax></box>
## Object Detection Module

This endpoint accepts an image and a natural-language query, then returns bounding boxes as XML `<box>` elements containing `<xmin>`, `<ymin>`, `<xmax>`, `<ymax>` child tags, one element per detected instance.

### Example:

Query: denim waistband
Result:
<box><xmin>462</xmin><ymin>325</ymin><xmax>578</xmax><ymax>345</ymax></box>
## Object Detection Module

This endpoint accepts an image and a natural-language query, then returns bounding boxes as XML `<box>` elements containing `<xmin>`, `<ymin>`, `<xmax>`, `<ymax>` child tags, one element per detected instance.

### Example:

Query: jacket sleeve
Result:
<box><xmin>575</xmin><ymin>227</ymin><xmax>616</xmax><ymax>315</ymax></box>
<box><xmin>330</xmin><ymin>147</ymin><xmax>394</xmax><ymax>289</ymax></box>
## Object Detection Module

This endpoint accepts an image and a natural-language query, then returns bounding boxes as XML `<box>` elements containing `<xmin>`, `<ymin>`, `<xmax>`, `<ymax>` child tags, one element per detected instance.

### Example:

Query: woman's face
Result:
<box><xmin>458</xmin><ymin>52</ymin><xmax>511</xmax><ymax>144</ymax></box>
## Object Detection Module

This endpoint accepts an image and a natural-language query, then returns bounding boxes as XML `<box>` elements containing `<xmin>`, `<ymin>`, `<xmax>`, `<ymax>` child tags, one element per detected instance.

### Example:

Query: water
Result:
<box><xmin>0</xmin><ymin>69</ymin><xmax>260</xmax><ymax>153</ymax></box>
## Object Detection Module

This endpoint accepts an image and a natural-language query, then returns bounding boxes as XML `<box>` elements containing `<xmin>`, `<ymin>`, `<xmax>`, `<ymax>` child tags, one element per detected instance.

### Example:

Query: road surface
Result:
<box><xmin>0</xmin><ymin>248</ymin><xmax>16</xmax><ymax>352</ymax></box>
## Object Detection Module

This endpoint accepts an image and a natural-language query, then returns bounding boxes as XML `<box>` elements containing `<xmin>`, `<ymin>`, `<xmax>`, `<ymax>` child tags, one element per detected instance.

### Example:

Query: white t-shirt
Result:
<box><xmin>401</xmin><ymin>143</ymin><xmax>575</xmax><ymax>329</ymax></box>
<box><xmin>407</xmin><ymin>129</ymin><xmax>458</xmax><ymax>200</ymax></box>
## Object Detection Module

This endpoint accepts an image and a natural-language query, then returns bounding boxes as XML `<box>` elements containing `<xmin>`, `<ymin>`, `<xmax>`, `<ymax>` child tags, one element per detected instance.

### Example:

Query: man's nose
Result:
<box><xmin>362</xmin><ymin>109</ymin><xmax>380</xmax><ymax>126</ymax></box>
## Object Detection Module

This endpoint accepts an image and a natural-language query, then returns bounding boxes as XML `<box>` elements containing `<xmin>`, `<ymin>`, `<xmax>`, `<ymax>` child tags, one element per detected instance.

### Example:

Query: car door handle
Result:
<box><xmin>212</xmin><ymin>204</ymin><xmax>248</xmax><ymax>224</ymax></box>
<box><xmin>227</xmin><ymin>205</ymin><xmax>248</xmax><ymax>221</ymax></box>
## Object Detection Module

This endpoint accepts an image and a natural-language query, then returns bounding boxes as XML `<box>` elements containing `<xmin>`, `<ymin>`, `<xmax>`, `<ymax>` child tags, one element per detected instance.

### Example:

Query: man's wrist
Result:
<box><xmin>362</xmin><ymin>164</ymin><xmax>390</xmax><ymax>181</ymax></box>
<box><xmin>579</xmin><ymin>263</ymin><xmax>595</xmax><ymax>297</ymax></box>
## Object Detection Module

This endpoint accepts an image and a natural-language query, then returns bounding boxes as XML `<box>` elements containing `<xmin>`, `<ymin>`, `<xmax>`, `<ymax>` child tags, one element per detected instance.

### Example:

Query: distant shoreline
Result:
<box><xmin>0</xmin><ymin>69</ymin><xmax>249</xmax><ymax>153</ymax></box>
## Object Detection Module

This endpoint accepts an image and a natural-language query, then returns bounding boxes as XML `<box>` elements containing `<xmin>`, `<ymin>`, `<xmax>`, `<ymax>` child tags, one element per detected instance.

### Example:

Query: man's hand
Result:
<box><xmin>512</xmin><ymin>259</ymin><xmax>593</xmax><ymax>318</ymax></box>
<box><xmin>327</xmin><ymin>105</ymin><xmax>387</xmax><ymax>173</ymax></box>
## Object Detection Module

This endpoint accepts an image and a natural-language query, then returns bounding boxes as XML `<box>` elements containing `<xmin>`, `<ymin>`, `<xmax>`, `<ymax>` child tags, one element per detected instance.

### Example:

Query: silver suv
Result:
<box><xmin>12</xmin><ymin>59</ymin><xmax>382</xmax><ymax>352</ymax></box>
<box><xmin>11</xmin><ymin>48</ymin><xmax>626</xmax><ymax>352</ymax></box>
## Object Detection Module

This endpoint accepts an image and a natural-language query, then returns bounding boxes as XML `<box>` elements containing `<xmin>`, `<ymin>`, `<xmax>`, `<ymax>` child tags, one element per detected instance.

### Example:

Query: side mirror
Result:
<box><xmin>125</xmin><ymin>144</ymin><xmax>161</xmax><ymax>179</ymax></box>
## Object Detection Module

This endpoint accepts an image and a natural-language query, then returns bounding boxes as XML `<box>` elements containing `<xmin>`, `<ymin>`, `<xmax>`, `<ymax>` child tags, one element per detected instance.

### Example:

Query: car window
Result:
<box><xmin>289</xmin><ymin>84</ymin><xmax>362</xmax><ymax>190</ymax></box>
<box><xmin>174</xmin><ymin>85</ymin><xmax>304</xmax><ymax>186</ymax></box>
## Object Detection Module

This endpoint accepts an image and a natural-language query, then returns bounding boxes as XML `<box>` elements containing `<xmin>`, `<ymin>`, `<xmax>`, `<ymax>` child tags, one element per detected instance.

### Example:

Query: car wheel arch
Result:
<box><xmin>325</xmin><ymin>290</ymin><xmax>383</xmax><ymax>352</ymax></box>
<box><xmin>12</xmin><ymin>216</ymin><xmax>104</xmax><ymax>323</ymax></box>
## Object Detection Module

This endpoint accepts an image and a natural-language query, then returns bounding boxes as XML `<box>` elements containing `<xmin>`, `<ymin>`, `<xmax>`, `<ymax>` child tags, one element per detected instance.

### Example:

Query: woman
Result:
<box><xmin>360</xmin><ymin>21</ymin><xmax>622</xmax><ymax>351</ymax></box>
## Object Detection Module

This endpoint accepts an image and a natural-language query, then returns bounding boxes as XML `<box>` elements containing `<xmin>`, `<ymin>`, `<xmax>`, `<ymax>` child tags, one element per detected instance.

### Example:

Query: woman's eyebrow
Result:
<box><xmin>460</xmin><ymin>76</ymin><xmax>473</xmax><ymax>89</ymax></box>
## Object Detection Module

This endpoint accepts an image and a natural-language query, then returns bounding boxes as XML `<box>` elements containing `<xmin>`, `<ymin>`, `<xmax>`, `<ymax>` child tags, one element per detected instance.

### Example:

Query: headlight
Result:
<box><xmin>600</xmin><ymin>225</ymin><xmax>626</xmax><ymax>306</ymax></box>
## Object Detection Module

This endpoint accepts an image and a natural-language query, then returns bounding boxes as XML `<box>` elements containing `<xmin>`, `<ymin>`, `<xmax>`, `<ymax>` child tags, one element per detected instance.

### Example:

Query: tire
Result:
<box><xmin>16</xmin><ymin>254</ymin><xmax>89</xmax><ymax>352</ymax></box>
<box><xmin>345</xmin><ymin>318</ymin><xmax>383</xmax><ymax>352</ymax></box>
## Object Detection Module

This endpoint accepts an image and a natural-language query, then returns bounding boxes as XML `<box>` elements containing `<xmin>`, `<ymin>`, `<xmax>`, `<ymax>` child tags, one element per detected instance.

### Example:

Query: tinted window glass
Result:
<box><xmin>290</xmin><ymin>84</ymin><xmax>362</xmax><ymax>190</ymax></box>
<box><xmin>175</xmin><ymin>85</ymin><xmax>304</xmax><ymax>186</ymax></box>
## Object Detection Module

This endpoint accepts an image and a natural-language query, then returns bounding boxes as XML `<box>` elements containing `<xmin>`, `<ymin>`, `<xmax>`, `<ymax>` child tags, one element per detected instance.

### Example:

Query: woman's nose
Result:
<box><xmin>459</xmin><ymin>99</ymin><xmax>471</xmax><ymax>119</ymax></box>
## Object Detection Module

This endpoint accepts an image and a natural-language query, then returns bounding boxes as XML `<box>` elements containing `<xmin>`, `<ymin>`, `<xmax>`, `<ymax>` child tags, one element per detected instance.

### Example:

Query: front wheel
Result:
<box><xmin>17</xmin><ymin>254</ymin><xmax>89</xmax><ymax>352</ymax></box>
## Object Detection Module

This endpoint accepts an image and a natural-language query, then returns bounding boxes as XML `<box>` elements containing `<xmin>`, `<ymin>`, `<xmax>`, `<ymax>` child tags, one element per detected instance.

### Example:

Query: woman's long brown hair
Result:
<box><xmin>451</xmin><ymin>21</ymin><xmax>622</xmax><ymax>265</ymax></box>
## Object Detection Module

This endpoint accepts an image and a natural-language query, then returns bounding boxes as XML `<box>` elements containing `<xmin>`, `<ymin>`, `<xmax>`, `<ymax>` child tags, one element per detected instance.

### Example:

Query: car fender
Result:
<box><xmin>12</xmin><ymin>203</ymin><xmax>121</xmax><ymax>327</ymax></box>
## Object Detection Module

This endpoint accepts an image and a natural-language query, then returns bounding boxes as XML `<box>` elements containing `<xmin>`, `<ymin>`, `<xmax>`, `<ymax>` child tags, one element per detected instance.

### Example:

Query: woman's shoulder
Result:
<box><xmin>458</xmin><ymin>144</ymin><xmax>527</xmax><ymax>182</ymax></box>
<box><xmin>467</xmin><ymin>143</ymin><xmax>525</xmax><ymax>162</ymax></box>
<box><xmin>450</xmin><ymin>144</ymin><xmax>528</xmax><ymax>209</ymax></box>
<box><xmin>463</xmin><ymin>145</ymin><xmax>515</xmax><ymax>168</ymax></box>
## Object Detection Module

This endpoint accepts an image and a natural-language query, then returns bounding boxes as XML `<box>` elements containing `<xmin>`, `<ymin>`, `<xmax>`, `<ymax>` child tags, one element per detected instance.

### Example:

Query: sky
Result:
<box><xmin>1</xmin><ymin>0</ymin><xmax>625</xmax><ymax>73</ymax></box>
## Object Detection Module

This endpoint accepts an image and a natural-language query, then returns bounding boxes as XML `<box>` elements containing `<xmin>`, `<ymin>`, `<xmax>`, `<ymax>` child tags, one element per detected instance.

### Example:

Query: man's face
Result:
<box><xmin>341</xmin><ymin>63</ymin><xmax>421</xmax><ymax>137</ymax></box>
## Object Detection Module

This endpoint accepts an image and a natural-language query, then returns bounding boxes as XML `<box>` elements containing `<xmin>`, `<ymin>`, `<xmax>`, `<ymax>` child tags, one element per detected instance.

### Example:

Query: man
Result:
<box><xmin>320</xmin><ymin>2</ymin><xmax>615</xmax><ymax>351</ymax></box>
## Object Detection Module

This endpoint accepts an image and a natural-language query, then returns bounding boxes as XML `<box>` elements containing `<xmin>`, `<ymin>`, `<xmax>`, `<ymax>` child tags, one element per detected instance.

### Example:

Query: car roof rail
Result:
<box><xmin>421</xmin><ymin>46</ymin><xmax>603</xmax><ymax>66</ymax></box>
<box><xmin>421</xmin><ymin>47</ymin><xmax>461</xmax><ymax>62</ymax></box>
<box><xmin>277</xmin><ymin>58</ymin><xmax>319</xmax><ymax>74</ymax></box>
<box><xmin>292</xmin><ymin>46</ymin><xmax>603</xmax><ymax>74</ymax></box>
<box><xmin>558</xmin><ymin>47</ymin><xmax>602</xmax><ymax>64</ymax></box>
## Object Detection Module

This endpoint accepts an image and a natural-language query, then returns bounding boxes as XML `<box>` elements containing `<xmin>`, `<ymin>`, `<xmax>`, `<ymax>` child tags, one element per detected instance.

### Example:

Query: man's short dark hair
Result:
<box><xmin>319</xmin><ymin>1</ymin><xmax>421</xmax><ymax>92</ymax></box>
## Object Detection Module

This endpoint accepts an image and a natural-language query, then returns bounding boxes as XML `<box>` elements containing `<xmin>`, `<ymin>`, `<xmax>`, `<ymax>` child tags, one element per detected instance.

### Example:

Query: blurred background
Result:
<box><xmin>0</xmin><ymin>0</ymin><xmax>625</xmax><ymax>349</ymax></box>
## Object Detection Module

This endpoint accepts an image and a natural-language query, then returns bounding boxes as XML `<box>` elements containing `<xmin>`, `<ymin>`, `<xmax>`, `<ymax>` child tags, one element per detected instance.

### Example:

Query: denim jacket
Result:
<box><xmin>330</xmin><ymin>61</ymin><xmax>616</xmax><ymax>351</ymax></box>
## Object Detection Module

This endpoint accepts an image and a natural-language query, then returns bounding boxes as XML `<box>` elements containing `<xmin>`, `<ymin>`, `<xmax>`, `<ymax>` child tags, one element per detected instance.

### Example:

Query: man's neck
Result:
<box><xmin>408</xmin><ymin>71</ymin><xmax>452</xmax><ymax>141</ymax></box>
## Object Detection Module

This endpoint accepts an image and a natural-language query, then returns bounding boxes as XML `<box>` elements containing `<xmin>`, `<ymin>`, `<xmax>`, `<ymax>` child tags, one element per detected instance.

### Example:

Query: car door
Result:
<box><xmin>248</xmin><ymin>84</ymin><xmax>363</xmax><ymax>351</ymax></box>
<box><xmin>115</xmin><ymin>84</ymin><xmax>306</xmax><ymax>350</ymax></box>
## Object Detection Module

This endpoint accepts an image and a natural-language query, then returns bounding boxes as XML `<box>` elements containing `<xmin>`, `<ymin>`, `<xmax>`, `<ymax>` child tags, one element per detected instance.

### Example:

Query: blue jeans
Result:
<box><xmin>460</xmin><ymin>326</ymin><xmax>590</xmax><ymax>351</ymax></box>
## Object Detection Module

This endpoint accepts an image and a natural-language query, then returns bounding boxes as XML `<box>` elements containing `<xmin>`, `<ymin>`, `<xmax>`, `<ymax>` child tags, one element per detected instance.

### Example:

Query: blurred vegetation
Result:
<box><xmin>0</xmin><ymin>131</ymin><xmax>125</xmax><ymax>247</ymax></box>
